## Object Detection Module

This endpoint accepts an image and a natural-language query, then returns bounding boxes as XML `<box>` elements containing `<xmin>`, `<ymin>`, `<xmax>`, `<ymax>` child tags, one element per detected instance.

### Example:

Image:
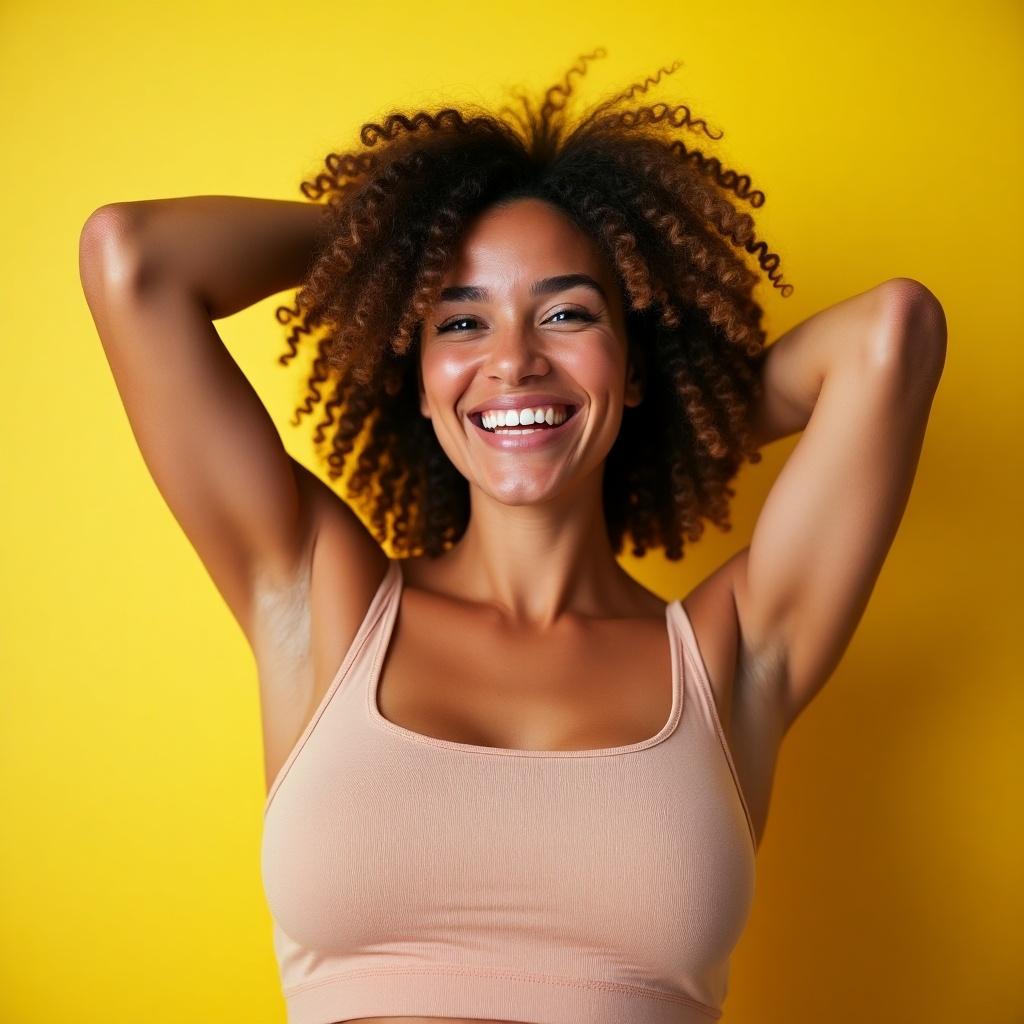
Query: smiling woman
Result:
<box><xmin>273</xmin><ymin>45</ymin><xmax>789</xmax><ymax>561</ymax></box>
<box><xmin>79</xmin><ymin>41</ymin><xmax>946</xmax><ymax>1024</ymax></box>
<box><xmin>245</xmin><ymin>49</ymin><xmax>794</xmax><ymax>1021</ymax></box>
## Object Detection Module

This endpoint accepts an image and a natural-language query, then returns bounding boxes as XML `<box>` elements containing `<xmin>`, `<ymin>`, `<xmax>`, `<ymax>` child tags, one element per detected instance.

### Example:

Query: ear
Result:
<box><xmin>624</xmin><ymin>342</ymin><xmax>646</xmax><ymax>408</ymax></box>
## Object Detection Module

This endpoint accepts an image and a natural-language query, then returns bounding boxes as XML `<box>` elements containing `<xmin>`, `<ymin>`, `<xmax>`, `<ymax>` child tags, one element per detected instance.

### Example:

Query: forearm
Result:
<box><xmin>745</xmin><ymin>280</ymin><xmax>899</xmax><ymax>448</ymax></box>
<box><xmin>90</xmin><ymin>195</ymin><xmax>330</xmax><ymax>319</ymax></box>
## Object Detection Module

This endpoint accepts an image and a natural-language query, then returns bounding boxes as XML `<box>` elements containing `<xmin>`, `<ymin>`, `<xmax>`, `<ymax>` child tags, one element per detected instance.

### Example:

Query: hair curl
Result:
<box><xmin>274</xmin><ymin>47</ymin><xmax>793</xmax><ymax>560</ymax></box>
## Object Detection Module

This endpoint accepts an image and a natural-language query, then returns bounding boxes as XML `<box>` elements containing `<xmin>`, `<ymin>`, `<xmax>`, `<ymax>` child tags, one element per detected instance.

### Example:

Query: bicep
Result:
<box><xmin>79</xmin><ymin>207</ymin><xmax>309</xmax><ymax>637</ymax></box>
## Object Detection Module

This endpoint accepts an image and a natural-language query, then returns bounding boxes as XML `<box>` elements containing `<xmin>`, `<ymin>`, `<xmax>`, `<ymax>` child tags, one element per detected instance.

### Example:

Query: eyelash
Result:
<box><xmin>434</xmin><ymin>309</ymin><xmax>600</xmax><ymax>333</ymax></box>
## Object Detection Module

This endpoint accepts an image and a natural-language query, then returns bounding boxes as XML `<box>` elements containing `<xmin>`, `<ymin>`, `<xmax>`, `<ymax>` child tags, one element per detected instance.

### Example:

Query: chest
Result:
<box><xmin>255</xmin><ymin>562</ymin><xmax>775</xmax><ymax>848</ymax></box>
<box><xmin>373</xmin><ymin>592</ymin><xmax>677</xmax><ymax>752</ymax></box>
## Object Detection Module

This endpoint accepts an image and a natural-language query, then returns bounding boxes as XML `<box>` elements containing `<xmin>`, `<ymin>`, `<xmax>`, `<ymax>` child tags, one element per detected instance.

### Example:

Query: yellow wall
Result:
<box><xmin>2</xmin><ymin>0</ymin><xmax>1021</xmax><ymax>1020</ymax></box>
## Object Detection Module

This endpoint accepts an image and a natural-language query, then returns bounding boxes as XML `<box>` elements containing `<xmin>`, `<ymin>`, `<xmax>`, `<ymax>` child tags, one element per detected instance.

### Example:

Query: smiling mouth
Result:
<box><xmin>468</xmin><ymin>405</ymin><xmax>580</xmax><ymax>434</ymax></box>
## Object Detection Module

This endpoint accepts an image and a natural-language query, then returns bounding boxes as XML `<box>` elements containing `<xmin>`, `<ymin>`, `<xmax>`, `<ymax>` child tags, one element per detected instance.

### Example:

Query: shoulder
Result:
<box><xmin>290</xmin><ymin>462</ymin><xmax>391</xmax><ymax>644</ymax></box>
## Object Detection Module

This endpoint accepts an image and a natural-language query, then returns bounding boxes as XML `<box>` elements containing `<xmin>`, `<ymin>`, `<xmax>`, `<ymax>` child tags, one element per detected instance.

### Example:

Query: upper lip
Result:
<box><xmin>466</xmin><ymin>393</ymin><xmax>580</xmax><ymax>417</ymax></box>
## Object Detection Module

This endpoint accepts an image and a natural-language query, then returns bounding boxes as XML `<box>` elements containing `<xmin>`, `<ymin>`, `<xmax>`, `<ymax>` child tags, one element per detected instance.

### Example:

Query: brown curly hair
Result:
<box><xmin>274</xmin><ymin>47</ymin><xmax>792</xmax><ymax>561</ymax></box>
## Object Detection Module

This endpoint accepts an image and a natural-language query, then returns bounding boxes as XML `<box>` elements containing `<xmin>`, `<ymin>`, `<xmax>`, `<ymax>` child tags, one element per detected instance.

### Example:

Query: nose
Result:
<box><xmin>482</xmin><ymin>323</ymin><xmax>551</xmax><ymax>384</ymax></box>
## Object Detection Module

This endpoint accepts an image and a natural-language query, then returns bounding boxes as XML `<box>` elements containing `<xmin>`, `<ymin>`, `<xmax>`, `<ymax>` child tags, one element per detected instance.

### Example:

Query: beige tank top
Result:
<box><xmin>261</xmin><ymin>558</ymin><xmax>757</xmax><ymax>1022</ymax></box>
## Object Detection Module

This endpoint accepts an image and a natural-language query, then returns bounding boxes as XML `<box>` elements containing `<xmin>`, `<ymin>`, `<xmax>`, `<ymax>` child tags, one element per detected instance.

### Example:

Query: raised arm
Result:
<box><xmin>731</xmin><ymin>277</ymin><xmax>947</xmax><ymax>729</ymax></box>
<box><xmin>92</xmin><ymin>195</ymin><xmax>331</xmax><ymax>320</ymax></box>
<box><xmin>77</xmin><ymin>196</ymin><xmax>381</xmax><ymax>642</ymax></box>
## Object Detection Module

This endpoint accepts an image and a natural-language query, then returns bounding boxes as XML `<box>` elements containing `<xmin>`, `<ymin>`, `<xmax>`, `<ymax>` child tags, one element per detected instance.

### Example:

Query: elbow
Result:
<box><xmin>869</xmin><ymin>277</ymin><xmax>948</xmax><ymax>388</ymax></box>
<box><xmin>79</xmin><ymin>205</ymin><xmax>147</xmax><ymax>297</ymax></box>
<box><xmin>80</xmin><ymin>204</ymin><xmax>139</xmax><ymax>252</ymax></box>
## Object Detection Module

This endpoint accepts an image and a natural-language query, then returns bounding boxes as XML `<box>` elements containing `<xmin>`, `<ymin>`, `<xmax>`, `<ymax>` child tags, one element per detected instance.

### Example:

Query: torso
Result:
<box><xmin>251</xmin><ymin>503</ymin><xmax>789</xmax><ymax>1024</ymax></box>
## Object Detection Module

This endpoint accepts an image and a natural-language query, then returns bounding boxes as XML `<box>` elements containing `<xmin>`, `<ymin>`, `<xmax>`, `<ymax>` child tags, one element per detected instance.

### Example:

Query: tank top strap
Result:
<box><xmin>671</xmin><ymin>599</ymin><xmax>757</xmax><ymax>849</ymax></box>
<box><xmin>356</xmin><ymin>558</ymin><xmax>403</xmax><ymax>680</ymax></box>
<box><xmin>669</xmin><ymin>600</ymin><xmax>721</xmax><ymax>732</ymax></box>
<box><xmin>378</xmin><ymin>553</ymin><xmax>404</xmax><ymax>622</ymax></box>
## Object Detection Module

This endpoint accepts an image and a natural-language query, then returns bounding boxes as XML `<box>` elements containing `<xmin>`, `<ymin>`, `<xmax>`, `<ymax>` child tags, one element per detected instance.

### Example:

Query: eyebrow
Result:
<box><xmin>437</xmin><ymin>273</ymin><xmax>608</xmax><ymax>304</ymax></box>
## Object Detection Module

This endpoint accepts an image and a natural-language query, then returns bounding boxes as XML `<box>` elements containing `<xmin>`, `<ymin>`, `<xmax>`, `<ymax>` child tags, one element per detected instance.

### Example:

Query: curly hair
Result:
<box><xmin>274</xmin><ymin>47</ymin><xmax>792</xmax><ymax>561</ymax></box>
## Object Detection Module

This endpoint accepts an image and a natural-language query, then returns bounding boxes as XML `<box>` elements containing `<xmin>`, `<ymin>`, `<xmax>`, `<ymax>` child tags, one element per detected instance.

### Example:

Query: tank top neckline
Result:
<box><xmin>365</xmin><ymin>558</ymin><xmax>687</xmax><ymax>759</ymax></box>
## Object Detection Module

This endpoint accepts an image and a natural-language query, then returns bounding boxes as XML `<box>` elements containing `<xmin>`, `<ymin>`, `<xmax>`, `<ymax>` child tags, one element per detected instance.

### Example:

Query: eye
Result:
<box><xmin>547</xmin><ymin>308</ymin><xmax>600</xmax><ymax>325</ymax></box>
<box><xmin>435</xmin><ymin>316</ymin><xmax>482</xmax><ymax>334</ymax></box>
<box><xmin>434</xmin><ymin>308</ymin><xmax>599</xmax><ymax>334</ymax></box>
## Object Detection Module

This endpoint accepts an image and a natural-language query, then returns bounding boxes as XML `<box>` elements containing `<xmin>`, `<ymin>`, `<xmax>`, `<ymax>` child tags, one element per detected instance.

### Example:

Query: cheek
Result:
<box><xmin>420</xmin><ymin>350</ymin><xmax>475</xmax><ymax>410</ymax></box>
<box><xmin>560</xmin><ymin>344</ymin><xmax>626</xmax><ymax>395</ymax></box>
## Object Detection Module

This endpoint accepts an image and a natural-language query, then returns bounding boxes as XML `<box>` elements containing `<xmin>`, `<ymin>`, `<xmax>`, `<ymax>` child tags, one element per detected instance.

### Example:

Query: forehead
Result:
<box><xmin>440</xmin><ymin>198</ymin><xmax>609</xmax><ymax>286</ymax></box>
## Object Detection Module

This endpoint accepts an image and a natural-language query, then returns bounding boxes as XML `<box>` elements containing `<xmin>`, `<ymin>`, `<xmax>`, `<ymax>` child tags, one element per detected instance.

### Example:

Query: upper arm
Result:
<box><xmin>78</xmin><ymin>205</ymin><xmax>373</xmax><ymax>640</ymax></box>
<box><xmin>731</xmin><ymin>278</ymin><xmax>947</xmax><ymax>729</ymax></box>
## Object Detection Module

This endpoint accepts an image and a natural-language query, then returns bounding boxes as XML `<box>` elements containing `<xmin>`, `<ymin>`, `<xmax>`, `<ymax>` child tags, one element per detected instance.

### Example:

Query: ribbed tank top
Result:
<box><xmin>261</xmin><ymin>559</ymin><xmax>758</xmax><ymax>1024</ymax></box>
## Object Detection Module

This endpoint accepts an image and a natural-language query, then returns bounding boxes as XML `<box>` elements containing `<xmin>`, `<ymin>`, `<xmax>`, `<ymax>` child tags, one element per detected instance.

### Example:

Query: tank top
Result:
<box><xmin>261</xmin><ymin>559</ymin><xmax>758</xmax><ymax>1023</ymax></box>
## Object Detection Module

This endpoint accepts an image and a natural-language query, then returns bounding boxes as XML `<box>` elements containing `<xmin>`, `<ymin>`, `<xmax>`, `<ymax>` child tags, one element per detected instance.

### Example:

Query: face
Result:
<box><xmin>417</xmin><ymin>197</ymin><xmax>644</xmax><ymax>506</ymax></box>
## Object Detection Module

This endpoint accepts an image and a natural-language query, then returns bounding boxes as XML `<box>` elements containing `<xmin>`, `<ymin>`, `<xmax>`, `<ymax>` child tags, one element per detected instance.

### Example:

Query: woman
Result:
<box><xmin>78</xmin><ymin>48</ymin><xmax>946</xmax><ymax>1024</ymax></box>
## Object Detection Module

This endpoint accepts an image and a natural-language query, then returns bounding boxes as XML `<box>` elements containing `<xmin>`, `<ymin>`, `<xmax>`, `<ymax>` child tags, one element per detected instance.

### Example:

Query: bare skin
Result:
<box><xmin>79</xmin><ymin>192</ymin><xmax>946</xmax><ymax>1024</ymax></box>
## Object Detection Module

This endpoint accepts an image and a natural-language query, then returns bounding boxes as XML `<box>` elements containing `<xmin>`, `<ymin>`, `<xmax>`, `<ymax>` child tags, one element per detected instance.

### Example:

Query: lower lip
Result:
<box><xmin>468</xmin><ymin>410</ymin><xmax>581</xmax><ymax>451</ymax></box>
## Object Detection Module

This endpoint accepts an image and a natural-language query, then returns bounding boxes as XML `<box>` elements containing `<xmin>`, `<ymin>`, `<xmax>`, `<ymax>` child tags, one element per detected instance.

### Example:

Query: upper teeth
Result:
<box><xmin>479</xmin><ymin>406</ymin><xmax>570</xmax><ymax>430</ymax></box>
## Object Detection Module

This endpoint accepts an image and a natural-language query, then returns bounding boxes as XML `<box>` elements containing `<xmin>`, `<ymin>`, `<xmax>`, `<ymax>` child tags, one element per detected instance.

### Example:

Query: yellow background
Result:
<box><xmin>2</xmin><ymin>1</ymin><xmax>1021</xmax><ymax>1021</ymax></box>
